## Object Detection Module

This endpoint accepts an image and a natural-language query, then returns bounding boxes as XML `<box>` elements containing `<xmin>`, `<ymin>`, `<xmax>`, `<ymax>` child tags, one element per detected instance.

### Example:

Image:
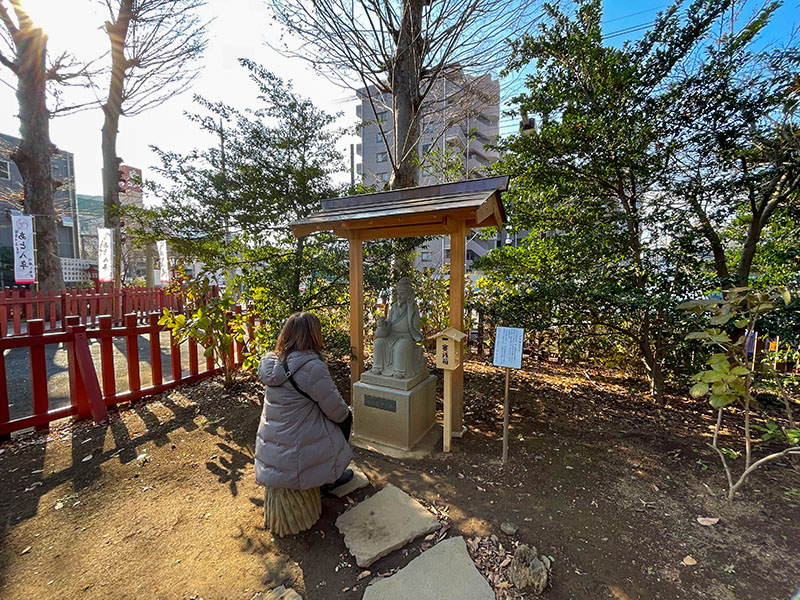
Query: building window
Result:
<box><xmin>421</xmin><ymin>143</ymin><xmax>431</xmax><ymax>155</ymax></box>
<box><xmin>376</xmin><ymin>132</ymin><xmax>384</xmax><ymax>144</ymax></box>
<box><xmin>0</xmin><ymin>160</ymin><xmax>10</xmax><ymax>180</ymax></box>
<box><xmin>420</xmin><ymin>251</ymin><xmax>432</xmax><ymax>262</ymax></box>
<box><xmin>377</xmin><ymin>111</ymin><xmax>389</xmax><ymax>123</ymax></box>
<box><xmin>445</xmin><ymin>248</ymin><xmax>451</xmax><ymax>260</ymax></box>
<box><xmin>376</xmin><ymin>152</ymin><xmax>388</xmax><ymax>163</ymax></box>
<box><xmin>377</xmin><ymin>172</ymin><xmax>390</xmax><ymax>183</ymax></box>
<box><xmin>466</xmin><ymin>250</ymin><xmax>479</xmax><ymax>262</ymax></box>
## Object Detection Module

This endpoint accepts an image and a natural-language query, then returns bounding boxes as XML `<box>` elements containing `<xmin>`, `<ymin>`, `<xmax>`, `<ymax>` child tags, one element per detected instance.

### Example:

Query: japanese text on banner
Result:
<box><xmin>157</xmin><ymin>240</ymin><xmax>169</xmax><ymax>284</ymax></box>
<box><xmin>12</xmin><ymin>215</ymin><xmax>35</xmax><ymax>284</ymax></box>
<box><xmin>98</xmin><ymin>228</ymin><xmax>114</xmax><ymax>282</ymax></box>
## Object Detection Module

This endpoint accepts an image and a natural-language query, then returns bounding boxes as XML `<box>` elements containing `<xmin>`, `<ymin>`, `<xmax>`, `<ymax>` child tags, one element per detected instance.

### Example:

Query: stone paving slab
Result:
<box><xmin>362</xmin><ymin>536</ymin><xmax>494</xmax><ymax>600</ymax></box>
<box><xmin>335</xmin><ymin>484</ymin><xmax>441</xmax><ymax>568</ymax></box>
<box><xmin>330</xmin><ymin>463</ymin><xmax>370</xmax><ymax>498</ymax></box>
<box><xmin>251</xmin><ymin>586</ymin><xmax>302</xmax><ymax>600</ymax></box>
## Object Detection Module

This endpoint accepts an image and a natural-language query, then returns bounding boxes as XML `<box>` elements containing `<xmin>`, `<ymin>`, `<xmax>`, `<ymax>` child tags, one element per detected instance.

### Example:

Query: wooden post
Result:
<box><xmin>449</xmin><ymin>220</ymin><xmax>466</xmax><ymax>436</ymax></box>
<box><xmin>28</xmin><ymin>320</ymin><xmax>48</xmax><ymax>431</ymax></box>
<box><xmin>0</xmin><ymin>315</ymin><xmax>10</xmax><ymax>441</ymax></box>
<box><xmin>443</xmin><ymin>369</ymin><xmax>453</xmax><ymax>453</ymax></box>
<box><xmin>98</xmin><ymin>315</ymin><xmax>116</xmax><ymax>397</ymax></box>
<box><xmin>124</xmin><ymin>314</ymin><xmax>141</xmax><ymax>393</ymax></box>
<box><xmin>502</xmin><ymin>367</ymin><xmax>510</xmax><ymax>464</ymax></box>
<box><xmin>148</xmin><ymin>313</ymin><xmax>163</xmax><ymax>386</ymax></box>
<box><xmin>349</xmin><ymin>232</ymin><xmax>364</xmax><ymax>387</ymax></box>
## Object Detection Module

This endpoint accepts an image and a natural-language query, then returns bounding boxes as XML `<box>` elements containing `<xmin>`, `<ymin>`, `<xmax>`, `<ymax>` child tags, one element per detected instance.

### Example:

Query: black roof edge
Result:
<box><xmin>320</xmin><ymin>175</ymin><xmax>509</xmax><ymax>211</ymax></box>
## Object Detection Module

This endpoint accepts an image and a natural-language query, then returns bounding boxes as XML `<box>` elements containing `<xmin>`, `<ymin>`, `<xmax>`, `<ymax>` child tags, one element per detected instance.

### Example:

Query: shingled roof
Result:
<box><xmin>290</xmin><ymin>176</ymin><xmax>509</xmax><ymax>239</ymax></box>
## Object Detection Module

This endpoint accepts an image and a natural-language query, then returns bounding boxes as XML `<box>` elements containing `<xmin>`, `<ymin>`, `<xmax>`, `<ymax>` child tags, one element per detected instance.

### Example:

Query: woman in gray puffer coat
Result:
<box><xmin>255</xmin><ymin>311</ymin><xmax>353</xmax><ymax>491</ymax></box>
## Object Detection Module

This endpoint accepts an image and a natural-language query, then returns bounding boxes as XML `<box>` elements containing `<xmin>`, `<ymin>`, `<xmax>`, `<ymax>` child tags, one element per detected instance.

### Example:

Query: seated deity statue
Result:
<box><xmin>371</xmin><ymin>277</ymin><xmax>426</xmax><ymax>379</ymax></box>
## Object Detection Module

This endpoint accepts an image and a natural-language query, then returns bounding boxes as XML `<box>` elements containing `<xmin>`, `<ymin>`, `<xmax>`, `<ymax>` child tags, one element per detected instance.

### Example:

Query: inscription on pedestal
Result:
<box><xmin>364</xmin><ymin>395</ymin><xmax>397</xmax><ymax>413</ymax></box>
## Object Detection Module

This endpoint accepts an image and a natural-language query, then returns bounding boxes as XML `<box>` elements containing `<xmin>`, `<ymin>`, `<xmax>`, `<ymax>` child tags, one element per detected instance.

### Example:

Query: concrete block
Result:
<box><xmin>362</xmin><ymin>537</ymin><xmax>494</xmax><ymax>600</ymax></box>
<box><xmin>335</xmin><ymin>485</ymin><xmax>440</xmax><ymax>568</ymax></box>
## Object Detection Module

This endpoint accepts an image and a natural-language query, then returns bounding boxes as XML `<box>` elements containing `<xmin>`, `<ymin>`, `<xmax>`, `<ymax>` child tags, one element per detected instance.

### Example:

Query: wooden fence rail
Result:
<box><xmin>0</xmin><ymin>287</ymin><xmax>186</xmax><ymax>337</ymax></box>
<box><xmin>0</xmin><ymin>309</ymin><xmax>254</xmax><ymax>439</ymax></box>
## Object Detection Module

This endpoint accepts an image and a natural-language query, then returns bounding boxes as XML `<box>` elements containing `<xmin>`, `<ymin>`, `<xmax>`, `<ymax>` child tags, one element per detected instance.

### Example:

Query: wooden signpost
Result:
<box><xmin>432</xmin><ymin>327</ymin><xmax>468</xmax><ymax>453</ymax></box>
<box><xmin>493</xmin><ymin>326</ymin><xmax>524</xmax><ymax>464</ymax></box>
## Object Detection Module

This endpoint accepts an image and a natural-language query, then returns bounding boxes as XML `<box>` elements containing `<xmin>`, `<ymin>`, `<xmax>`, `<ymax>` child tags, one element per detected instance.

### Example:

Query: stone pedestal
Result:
<box><xmin>352</xmin><ymin>374</ymin><xmax>436</xmax><ymax>451</ymax></box>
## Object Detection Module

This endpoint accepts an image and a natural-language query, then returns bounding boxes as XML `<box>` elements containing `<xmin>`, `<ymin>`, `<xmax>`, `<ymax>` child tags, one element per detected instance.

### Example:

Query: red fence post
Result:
<box><xmin>66</xmin><ymin>316</ymin><xmax>91</xmax><ymax>420</ymax></box>
<box><xmin>98</xmin><ymin>315</ymin><xmax>116</xmax><ymax>398</ymax></box>
<box><xmin>0</xmin><ymin>320</ymin><xmax>9</xmax><ymax>441</ymax></box>
<box><xmin>28</xmin><ymin>320</ymin><xmax>49</xmax><ymax>431</ymax></box>
<box><xmin>148</xmin><ymin>313</ymin><xmax>163</xmax><ymax>387</ymax></box>
<box><xmin>124</xmin><ymin>313</ymin><xmax>141</xmax><ymax>394</ymax></box>
<box><xmin>188</xmin><ymin>336</ymin><xmax>199</xmax><ymax>375</ymax></box>
<box><xmin>60</xmin><ymin>289</ymin><xmax>68</xmax><ymax>331</ymax></box>
<box><xmin>170</xmin><ymin>329</ymin><xmax>182</xmax><ymax>382</ymax></box>
<box><xmin>0</xmin><ymin>292</ymin><xmax>7</xmax><ymax>338</ymax></box>
<box><xmin>73</xmin><ymin>330</ymin><xmax>108</xmax><ymax>424</ymax></box>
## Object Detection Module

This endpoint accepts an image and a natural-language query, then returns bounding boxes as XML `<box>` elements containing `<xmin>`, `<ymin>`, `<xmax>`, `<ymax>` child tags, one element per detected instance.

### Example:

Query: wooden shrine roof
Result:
<box><xmin>290</xmin><ymin>176</ymin><xmax>509</xmax><ymax>240</ymax></box>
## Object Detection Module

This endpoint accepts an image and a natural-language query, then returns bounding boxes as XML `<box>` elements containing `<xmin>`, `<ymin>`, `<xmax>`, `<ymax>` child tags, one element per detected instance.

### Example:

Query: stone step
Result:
<box><xmin>329</xmin><ymin>462</ymin><xmax>370</xmax><ymax>498</ymax></box>
<box><xmin>335</xmin><ymin>484</ymin><xmax>441</xmax><ymax>568</ymax></box>
<box><xmin>362</xmin><ymin>536</ymin><xmax>494</xmax><ymax>600</ymax></box>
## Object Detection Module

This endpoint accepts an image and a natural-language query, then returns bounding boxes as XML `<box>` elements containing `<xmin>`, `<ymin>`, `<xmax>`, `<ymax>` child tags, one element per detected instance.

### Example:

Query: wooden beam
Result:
<box><xmin>449</xmin><ymin>220</ymin><xmax>467</xmax><ymax>437</ymax></box>
<box><xmin>358</xmin><ymin>223</ymin><xmax>449</xmax><ymax>240</ymax></box>
<box><xmin>349</xmin><ymin>232</ymin><xmax>364</xmax><ymax>388</ymax></box>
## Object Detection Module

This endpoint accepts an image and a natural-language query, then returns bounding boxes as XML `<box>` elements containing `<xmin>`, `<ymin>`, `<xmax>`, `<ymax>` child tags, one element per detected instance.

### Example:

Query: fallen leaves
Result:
<box><xmin>465</xmin><ymin>536</ymin><xmax>524</xmax><ymax>599</ymax></box>
<box><xmin>696</xmin><ymin>517</ymin><xmax>719</xmax><ymax>526</ymax></box>
<box><xmin>682</xmin><ymin>555</ymin><xmax>697</xmax><ymax>566</ymax></box>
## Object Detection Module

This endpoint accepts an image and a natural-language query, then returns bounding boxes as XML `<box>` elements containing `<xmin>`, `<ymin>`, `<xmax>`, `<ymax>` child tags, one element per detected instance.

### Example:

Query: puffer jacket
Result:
<box><xmin>254</xmin><ymin>349</ymin><xmax>353</xmax><ymax>490</ymax></box>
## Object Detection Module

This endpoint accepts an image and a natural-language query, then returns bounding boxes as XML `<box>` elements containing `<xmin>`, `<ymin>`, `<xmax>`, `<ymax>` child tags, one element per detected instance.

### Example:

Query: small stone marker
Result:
<box><xmin>363</xmin><ymin>536</ymin><xmax>494</xmax><ymax>600</ymax></box>
<box><xmin>335</xmin><ymin>485</ymin><xmax>441</xmax><ymax>567</ymax></box>
<box><xmin>330</xmin><ymin>463</ymin><xmax>369</xmax><ymax>498</ymax></box>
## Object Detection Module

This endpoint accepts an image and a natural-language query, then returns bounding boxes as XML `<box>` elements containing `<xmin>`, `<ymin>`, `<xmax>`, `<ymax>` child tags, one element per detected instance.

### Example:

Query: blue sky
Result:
<box><xmin>498</xmin><ymin>0</ymin><xmax>799</xmax><ymax>135</ymax></box>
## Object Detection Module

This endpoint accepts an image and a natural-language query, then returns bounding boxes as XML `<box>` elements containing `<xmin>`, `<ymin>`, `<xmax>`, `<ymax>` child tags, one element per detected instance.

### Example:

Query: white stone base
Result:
<box><xmin>353</xmin><ymin>374</ymin><xmax>436</xmax><ymax>451</ymax></box>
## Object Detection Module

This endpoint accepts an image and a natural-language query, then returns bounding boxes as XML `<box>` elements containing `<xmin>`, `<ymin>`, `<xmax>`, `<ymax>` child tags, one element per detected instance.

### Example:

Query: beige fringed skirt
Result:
<box><xmin>264</xmin><ymin>486</ymin><xmax>322</xmax><ymax>536</ymax></box>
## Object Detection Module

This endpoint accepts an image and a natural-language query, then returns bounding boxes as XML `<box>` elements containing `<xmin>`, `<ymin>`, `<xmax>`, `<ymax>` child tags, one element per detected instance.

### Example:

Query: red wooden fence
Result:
<box><xmin>0</xmin><ymin>309</ymin><xmax>253</xmax><ymax>439</ymax></box>
<box><xmin>0</xmin><ymin>287</ymin><xmax>186</xmax><ymax>336</ymax></box>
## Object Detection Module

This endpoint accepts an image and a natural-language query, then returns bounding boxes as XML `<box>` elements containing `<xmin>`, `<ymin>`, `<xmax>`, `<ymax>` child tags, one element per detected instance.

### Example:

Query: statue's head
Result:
<box><xmin>396</xmin><ymin>277</ymin><xmax>413</xmax><ymax>303</ymax></box>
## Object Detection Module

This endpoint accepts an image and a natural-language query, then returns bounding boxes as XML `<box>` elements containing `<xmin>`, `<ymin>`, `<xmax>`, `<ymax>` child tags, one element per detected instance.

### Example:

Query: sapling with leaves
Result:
<box><xmin>159</xmin><ymin>273</ymin><xmax>246</xmax><ymax>388</ymax></box>
<box><xmin>681</xmin><ymin>288</ymin><xmax>799</xmax><ymax>501</ymax></box>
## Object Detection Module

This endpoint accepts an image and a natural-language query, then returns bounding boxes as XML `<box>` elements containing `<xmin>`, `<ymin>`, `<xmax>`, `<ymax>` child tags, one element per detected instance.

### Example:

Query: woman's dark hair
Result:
<box><xmin>275</xmin><ymin>312</ymin><xmax>324</xmax><ymax>359</ymax></box>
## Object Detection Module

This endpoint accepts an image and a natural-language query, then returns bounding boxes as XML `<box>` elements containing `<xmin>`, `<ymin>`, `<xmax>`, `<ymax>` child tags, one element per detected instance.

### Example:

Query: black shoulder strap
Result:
<box><xmin>281</xmin><ymin>359</ymin><xmax>314</xmax><ymax>402</ymax></box>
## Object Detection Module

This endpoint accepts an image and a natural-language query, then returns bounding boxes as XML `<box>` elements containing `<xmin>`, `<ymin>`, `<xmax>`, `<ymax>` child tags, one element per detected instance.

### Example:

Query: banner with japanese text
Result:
<box><xmin>12</xmin><ymin>215</ymin><xmax>35</xmax><ymax>284</ymax></box>
<box><xmin>98</xmin><ymin>228</ymin><xmax>114</xmax><ymax>282</ymax></box>
<box><xmin>157</xmin><ymin>240</ymin><xmax>169</xmax><ymax>284</ymax></box>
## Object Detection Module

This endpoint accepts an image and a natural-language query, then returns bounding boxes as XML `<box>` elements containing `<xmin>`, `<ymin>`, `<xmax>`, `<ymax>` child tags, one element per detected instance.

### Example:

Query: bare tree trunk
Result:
<box><xmin>102</xmin><ymin>0</ymin><xmax>134</xmax><ymax>288</ymax></box>
<box><xmin>390</xmin><ymin>0</ymin><xmax>424</xmax><ymax>190</ymax></box>
<box><xmin>10</xmin><ymin>18</ymin><xmax>65</xmax><ymax>295</ymax></box>
<box><xmin>290</xmin><ymin>236</ymin><xmax>305</xmax><ymax>312</ymax></box>
<box><xmin>735</xmin><ymin>215</ymin><xmax>762</xmax><ymax>288</ymax></box>
<box><xmin>639</xmin><ymin>315</ymin><xmax>665</xmax><ymax>400</ymax></box>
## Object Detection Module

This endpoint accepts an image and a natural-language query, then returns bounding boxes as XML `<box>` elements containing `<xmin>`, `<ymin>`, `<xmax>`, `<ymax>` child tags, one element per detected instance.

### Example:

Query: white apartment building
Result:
<box><xmin>355</xmin><ymin>72</ymin><xmax>505</xmax><ymax>271</ymax></box>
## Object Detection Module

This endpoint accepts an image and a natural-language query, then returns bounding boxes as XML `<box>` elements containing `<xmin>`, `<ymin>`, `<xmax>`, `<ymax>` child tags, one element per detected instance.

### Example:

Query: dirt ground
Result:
<box><xmin>1</xmin><ymin>356</ymin><xmax>798</xmax><ymax>600</ymax></box>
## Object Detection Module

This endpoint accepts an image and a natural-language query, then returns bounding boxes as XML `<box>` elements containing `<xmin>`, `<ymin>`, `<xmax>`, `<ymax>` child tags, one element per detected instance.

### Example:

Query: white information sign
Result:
<box><xmin>98</xmin><ymin>228</ymin><xmax>114</xmax><ymax>282</ymax></box>
<box><xmin>157</xmin><ymin>240</ymin><xmax>170</xmax><ymax>284</ymax></box>
<box><xmin>493</xmin><ymin>326</ymin><xmax>524</xmax><ymax>370</ymax></box>
<box><xmin>11</xmin><ymin>215</ymin><xmax>35</xmax><ymax>284</ymax></box>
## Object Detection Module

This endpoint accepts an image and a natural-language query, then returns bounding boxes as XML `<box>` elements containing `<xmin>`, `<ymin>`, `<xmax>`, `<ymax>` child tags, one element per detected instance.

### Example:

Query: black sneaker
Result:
<box><xmin>322</xmin><ymin>468</ymin><xmax>354</xmax><ymax>494</ymax></box>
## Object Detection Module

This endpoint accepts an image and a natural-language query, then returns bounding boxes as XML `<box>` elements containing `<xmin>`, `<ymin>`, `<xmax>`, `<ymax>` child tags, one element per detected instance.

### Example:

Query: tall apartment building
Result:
<box><xmin>355</xmin><ymin>73</ymin><xmax>505</xmax><ymax>271</ymax></box>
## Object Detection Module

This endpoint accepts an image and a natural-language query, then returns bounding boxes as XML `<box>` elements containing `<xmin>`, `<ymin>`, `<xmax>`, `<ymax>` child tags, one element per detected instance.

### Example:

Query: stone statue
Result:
<box><xmin>371</xmin><ymin>277</ymin><xmax>426</xmax><ymax>379</ymax></box>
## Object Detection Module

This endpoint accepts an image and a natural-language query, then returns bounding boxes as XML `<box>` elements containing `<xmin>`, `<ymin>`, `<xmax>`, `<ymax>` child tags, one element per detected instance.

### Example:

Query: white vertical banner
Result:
<box><xmin>98</xmin><ymin>227</ymin><xmax>114</xmax><ymax>282</ymax></box>
<box><xmin>11</xmin><ymin>215</ymin><xmax>35</xmax><ymax>284</ymax></box>
<box><xmin>157</xmin><ymin>240</ymin><xmax>170</xmax><ymax>284</ymax></box>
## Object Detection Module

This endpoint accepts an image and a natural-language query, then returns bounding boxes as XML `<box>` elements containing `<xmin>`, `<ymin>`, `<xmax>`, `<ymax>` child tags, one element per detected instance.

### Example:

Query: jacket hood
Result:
<box><xmin>258</xmin><ymin>350</ymin><xmax>320</xmax><ymax>386</ymax></box>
